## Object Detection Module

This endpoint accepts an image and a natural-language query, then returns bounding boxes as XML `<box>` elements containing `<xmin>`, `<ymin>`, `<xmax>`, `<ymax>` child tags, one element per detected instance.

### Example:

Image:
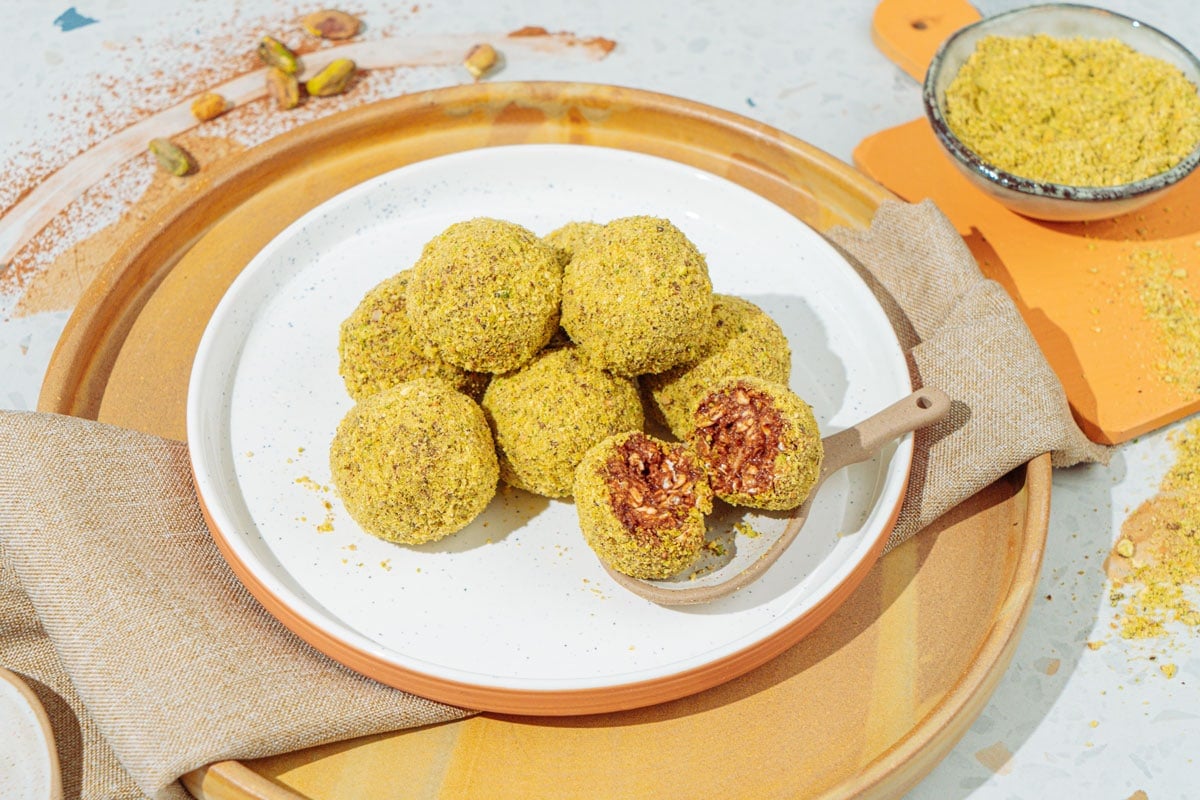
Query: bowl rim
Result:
<box><xmin>922</xmin><ymin>2</ymin><xmax>1200</xmax><ymax>203</ymax></box>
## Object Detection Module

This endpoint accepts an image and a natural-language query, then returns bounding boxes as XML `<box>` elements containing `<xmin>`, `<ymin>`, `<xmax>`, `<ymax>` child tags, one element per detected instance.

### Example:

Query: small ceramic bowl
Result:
<box><xmin>923</xmin><ymin>4</ymin><xmax>1200</xmax><ymax>222</ymax></box>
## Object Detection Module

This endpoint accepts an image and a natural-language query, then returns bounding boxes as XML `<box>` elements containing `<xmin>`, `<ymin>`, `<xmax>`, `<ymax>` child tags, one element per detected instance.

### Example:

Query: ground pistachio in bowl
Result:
<box><xmin>923</xmin><ymin>4</ymin><xmax>1200</xmax><ymax>222</ymax></box>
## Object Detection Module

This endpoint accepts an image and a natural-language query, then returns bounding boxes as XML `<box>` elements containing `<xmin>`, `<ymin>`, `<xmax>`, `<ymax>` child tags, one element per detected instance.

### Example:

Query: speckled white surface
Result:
<box><xmin>1</xmin><ymin>0</ymin><xmax>1197</xmax><ymax>796</ymax></box>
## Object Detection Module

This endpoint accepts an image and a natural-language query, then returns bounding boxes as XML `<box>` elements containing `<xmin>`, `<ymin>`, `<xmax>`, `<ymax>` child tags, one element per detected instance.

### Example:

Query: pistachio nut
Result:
<box><xmin>266</xmin><ymin>67</ymin><xmax>301</xmax><ymax>110</ymax></box>
<box><xmin>190</xmin><ymin>92</ymin><xmax>228</xmax><ymax>122</ymax></box>
<box><xmin>257</xmin><ymin>35</ymin><xmax>300</xmax><ymax>74</ymax></box>
<box><xmin>306</xmin><ymin>58</ymin><xmax>357</xmax><ymax>97</ymax></box>
<box><xmin>464</xmin><ymin>43</ymin><xmax>498</xmax><ymax>79</ymax></box>
<box><xmin>148</xmin><ymin>138</ymin><xmax>195</xmax><ymax>176</ymax></box>
<box><xmin>301</xmin><ymin>9</ymin><xmax>361</xmax><ymax>40</ymax></box>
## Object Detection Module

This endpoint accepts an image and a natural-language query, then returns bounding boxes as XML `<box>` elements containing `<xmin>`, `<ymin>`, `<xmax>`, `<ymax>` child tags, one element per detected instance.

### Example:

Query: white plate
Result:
<box><xmin>0</xmin><ymin>668</ymin><xmax>60</xmax><ymax>800</ymax></box>
<box><xmin>187</xmin><ymin>144</ymin><xmax>912</xmax><ymax>714</ymax></box>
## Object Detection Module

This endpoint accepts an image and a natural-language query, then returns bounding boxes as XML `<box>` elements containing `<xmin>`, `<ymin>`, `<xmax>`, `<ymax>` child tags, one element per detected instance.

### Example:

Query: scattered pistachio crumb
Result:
<box><xmin>1127</xmin><ymin>248</ymin><xmax>1200</xmax><ymax>396</ymax></box>
<box><xmin>1113</xmin><ymin>419</ymin><xmax>1200</xmax><ymax>642</ymax></box>
<box><xmin>734</xmin><ymin>521</ymin><xmax>761</xmax><ymax>538</ymax></box>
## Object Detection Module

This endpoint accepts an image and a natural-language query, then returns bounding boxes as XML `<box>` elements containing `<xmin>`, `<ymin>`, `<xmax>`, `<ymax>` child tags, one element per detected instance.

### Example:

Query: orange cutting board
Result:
<box><xmin>860</xmin><ymin>0</ymin><xmax>1200</xmax><ymax>445</ymax></box>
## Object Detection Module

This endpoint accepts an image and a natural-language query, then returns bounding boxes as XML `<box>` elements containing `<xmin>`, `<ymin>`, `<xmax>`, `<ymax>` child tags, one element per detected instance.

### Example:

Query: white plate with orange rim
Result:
<box><xmin>0</xmin><ymin>667</ymin><xmax>62</xmax><ymax>800</ymax></box>
<box><xmin>187</xmin><ymin>143</ymin><xmax>913</xmax><ymax>715</ymax></box>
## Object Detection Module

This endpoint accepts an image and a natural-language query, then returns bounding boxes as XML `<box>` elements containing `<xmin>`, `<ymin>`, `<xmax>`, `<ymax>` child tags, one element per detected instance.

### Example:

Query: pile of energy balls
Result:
<box><xmin>329</xmin><ymin>216</ymin><xmax>824</xmax><ymax>580</ymax></box>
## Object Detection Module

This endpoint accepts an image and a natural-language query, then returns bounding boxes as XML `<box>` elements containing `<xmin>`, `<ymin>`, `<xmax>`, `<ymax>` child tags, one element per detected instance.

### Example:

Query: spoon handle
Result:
<box><xmin>819</xmin><ymin>387</ymin><xmax>952</xmax><ymax>478</ymax></box>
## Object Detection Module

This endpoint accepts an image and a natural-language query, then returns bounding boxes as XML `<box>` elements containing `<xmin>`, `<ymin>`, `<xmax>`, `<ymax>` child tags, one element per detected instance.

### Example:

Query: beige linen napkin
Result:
<box><xmin>0</xmin><ymin>416</ymin><xmax>471</xmax><ymax>800</ymax></box>
<box><xmin>0</xmin><ymin>199</ymin><xmax>1108</xmax><ymax>799</ymax></box>
<box><xmin>825</xmin><ymin>199</ymin><xmax>1110</xmax><ymax>549</ymax></box>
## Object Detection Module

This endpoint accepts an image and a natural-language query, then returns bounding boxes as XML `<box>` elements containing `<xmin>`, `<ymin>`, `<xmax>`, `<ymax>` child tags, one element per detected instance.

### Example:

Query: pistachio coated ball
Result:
<box><xmin>483</xmin><ymin>347</ymin><xmax>644</xmax><ymax>498</ymax></box>
<box><xmin>643</xmin><ymin>294</ymin><xmax>791</xmax><ymax>437</ymax></box>
<box><xmin>561</xmin><ymin>216</ymin><xmax>714</xmax><ymax>376</ymax></box>
<box><xmin>329</xmin><ymin>378</ymin><xmax>499</xmax><ymax>544</ymax></box>
<box><xmin>574</xmin><ymin>431</ymin><xmax>712</xmax><ymax>580</ymax></box>
<box><xmin>406</xmin><ymin>218</ymin><xmax>562</xmax><ymax>374</ymax></box>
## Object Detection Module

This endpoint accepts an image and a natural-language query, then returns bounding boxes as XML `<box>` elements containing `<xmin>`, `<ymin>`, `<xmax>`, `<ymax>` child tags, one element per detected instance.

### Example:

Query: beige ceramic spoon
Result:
<box><xmin>603</xmin><ymin>386</ymin><xmax>952</xmax><ymax>605</ymax></box>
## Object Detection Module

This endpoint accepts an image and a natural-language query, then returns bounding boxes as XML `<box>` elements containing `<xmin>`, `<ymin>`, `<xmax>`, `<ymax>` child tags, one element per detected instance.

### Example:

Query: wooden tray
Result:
<box><xmin>38</xmin><ymin>82</ymin><xmax>1051</xmax><ymax>800</ymax></box>
<box><xmin>863</xmin><ymin>0</ymin><xmax>1200</xmax><ymax>445</ymax></box>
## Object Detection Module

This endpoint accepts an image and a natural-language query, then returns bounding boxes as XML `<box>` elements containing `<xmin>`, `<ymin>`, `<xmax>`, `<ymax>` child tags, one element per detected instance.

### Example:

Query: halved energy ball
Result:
<box><xmin>687</xmin><ymin>376</ymin><xmax>822</xmax><ymax>511</ymax></box>
<box><xmin>574</xmin><ymin>431</ymin><xmax>713</xmax><ymax>579</ymax></box>
<box><xmin>337</xmin><ymin>269</ymin><xmax>488</xmax><ymax>400</ymax></box>
<box><xmin>406</xmin><ymin>218</ymin><xmax>562</xmax><ymax>374</ymax></box>
<box><xmin>329</xmin><ymin>378</ymin><xmax>499</xmax><ymax>544</ymax></box>
<box><xmin>561</xmin><ymin>216</ymin><xmax>714</xmax><ymax>376</ymax></box>
<box><xmin>643</xmin><ymin>294</ymin><xmax>791</xmax><ymax>438</ymax></box>
<box><xmin>482</xmin><ymin>346</ymin><xmax>644</xmax><ymax>498</ymax></box>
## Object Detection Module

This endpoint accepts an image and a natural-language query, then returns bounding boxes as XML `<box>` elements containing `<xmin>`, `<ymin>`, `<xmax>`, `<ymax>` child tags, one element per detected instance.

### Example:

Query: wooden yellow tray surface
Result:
<box><xmin>38</xmin><ymin>82</ymin><xmax>1051</xmax><ymax>800</ymax></box>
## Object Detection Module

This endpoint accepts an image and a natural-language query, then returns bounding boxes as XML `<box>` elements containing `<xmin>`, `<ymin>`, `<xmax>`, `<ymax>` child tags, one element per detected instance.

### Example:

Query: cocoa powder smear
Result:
<box><xmin>0</xmin><ymin>11</ymin><xmax>616</xmax><ymax>314</ymax></box>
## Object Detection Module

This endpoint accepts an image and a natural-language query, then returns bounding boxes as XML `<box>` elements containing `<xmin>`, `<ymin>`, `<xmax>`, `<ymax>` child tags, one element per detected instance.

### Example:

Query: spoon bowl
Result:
<box><xmin>603</xmin><ymin>387</ymin><xmax>952</xmax><ymax>605</ymax></box>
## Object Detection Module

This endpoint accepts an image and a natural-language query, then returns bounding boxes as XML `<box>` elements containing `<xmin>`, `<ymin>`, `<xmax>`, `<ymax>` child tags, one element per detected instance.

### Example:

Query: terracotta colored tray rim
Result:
<box><xmin>33</xmin><ymin>81</ymin><xmax>1053</xmax><ymax>799</ymax></box>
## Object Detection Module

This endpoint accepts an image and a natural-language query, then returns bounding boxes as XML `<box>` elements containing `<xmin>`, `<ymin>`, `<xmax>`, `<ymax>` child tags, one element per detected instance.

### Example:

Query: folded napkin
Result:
<box><xmin>0</xmin><ymin>199</ymin><xmax>1108</xmax><ymax>800</ymax></box>
<box><xmin>825</xmin><ymin>199</ymin><xmax>1109</xmax><ymax>548</ymax></box>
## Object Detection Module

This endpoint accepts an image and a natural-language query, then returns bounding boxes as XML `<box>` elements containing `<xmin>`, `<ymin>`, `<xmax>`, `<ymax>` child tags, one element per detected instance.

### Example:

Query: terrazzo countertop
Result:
<box><xmin>1</xmin><ymin>1</ymin><xmax>1196</xmax><ymax>798</ymax></box>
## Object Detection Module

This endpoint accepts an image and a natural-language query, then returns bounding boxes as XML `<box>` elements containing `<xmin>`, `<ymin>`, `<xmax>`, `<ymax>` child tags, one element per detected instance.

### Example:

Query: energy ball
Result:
<box><xmin>337</xmin><ymin>269</ymin><xmax>488</xmax><ymax>401</ymax></box>
<box><xmin>561</xmin><ymin>216</ymin><xmax>714</xmax><ymax>376</ymax></box>
<box><xmin>406</xmin><ymin>218</ymin><xmax>562</xmax><ymax>374</ymax></box>
<box><xmin>482</xmin><ymin>347</ymin><xmax>644</xmax><ymax>498</ymax></box>
<box><xmin>543</xmin><ymin>220</ymin><xmax>603</xmax><ymax>267</ymax></box>
<box><xmin>574</xmin><ymin>431</ymin><xmax>713</xmax><ymax>580</ymax></box>
<box><xmin>687</xmin><ymin>376</ymin><xmax>822</xmax><ymax>511</ymax></box>
<box><xmin>643</xmin><ymin>294</ymin><xmax>791</xmax><ymax>437</ymax></box>
<box><xmin>329</xmin><ymin>378</ymin><xmax>499</xmax><ymax>544</ymax></box>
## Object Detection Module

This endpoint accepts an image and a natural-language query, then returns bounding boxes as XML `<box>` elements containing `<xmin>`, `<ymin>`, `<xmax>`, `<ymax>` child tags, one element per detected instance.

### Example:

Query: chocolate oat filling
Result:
<box><xmin>692</xmin><ymin>384</ymin><xmax>784</xmax><ymax>496</ymax></box>
<box><xmin>604</xmin><ymin>433</ymin><xmax>702</xmax><ymax>533</ymax></box>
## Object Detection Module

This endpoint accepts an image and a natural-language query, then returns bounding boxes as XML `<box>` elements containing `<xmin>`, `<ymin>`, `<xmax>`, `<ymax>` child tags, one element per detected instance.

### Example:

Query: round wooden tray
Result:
<box><xmin>38</xmin><ymin>82</ymin><xmax>1051</xmax><ymax>800</ymax></box>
